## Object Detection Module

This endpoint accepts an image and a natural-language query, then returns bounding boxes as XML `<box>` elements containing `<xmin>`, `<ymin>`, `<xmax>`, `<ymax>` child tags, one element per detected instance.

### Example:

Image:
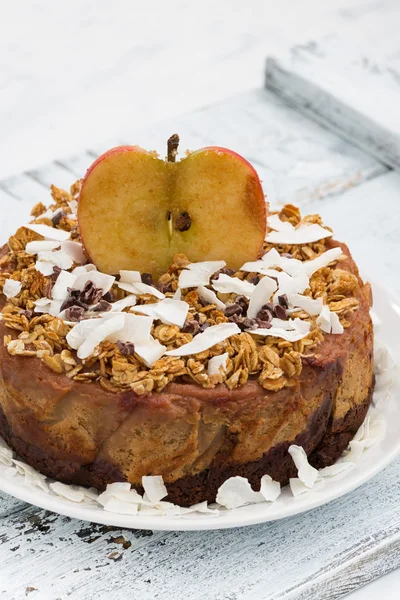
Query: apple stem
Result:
<box><xmin>167</xmin><ymin>134</ymin><xmax>180</xmax><ymax>162</ymax></box>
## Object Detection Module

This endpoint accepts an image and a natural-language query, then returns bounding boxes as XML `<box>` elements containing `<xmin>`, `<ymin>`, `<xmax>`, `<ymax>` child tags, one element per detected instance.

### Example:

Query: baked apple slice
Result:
<box><xmin>78</xmin><ymin>137</ymin><xmax>267</xmax><ymax>277</ymax></box>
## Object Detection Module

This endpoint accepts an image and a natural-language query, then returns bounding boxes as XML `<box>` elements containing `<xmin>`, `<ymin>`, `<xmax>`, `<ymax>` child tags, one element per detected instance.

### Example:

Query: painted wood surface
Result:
<box><xmin>1</xmin><ymin>50</ymin><xmax>400</xmax><ymax>600</ymax></box>
<box><xmin>265</xmin><ymin>38</ymin><xmax>400</xmax><ymax>170</ymax></box>
<box><xmin>0</xmin><ymin>88</ymin><xmax>384</xmax><ymax>242</ymax></box>
<box><xmin>4</xmin><ymin>0</ymin><xmax>400</xmax><ymax>180</ymax></box>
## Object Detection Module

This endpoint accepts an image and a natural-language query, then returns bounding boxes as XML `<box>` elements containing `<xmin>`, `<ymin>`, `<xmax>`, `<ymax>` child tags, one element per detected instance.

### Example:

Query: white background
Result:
<box><xmin>1</xmin><ymin>1</ymin><xmax>399</xmax><ymax>597</ymax></box>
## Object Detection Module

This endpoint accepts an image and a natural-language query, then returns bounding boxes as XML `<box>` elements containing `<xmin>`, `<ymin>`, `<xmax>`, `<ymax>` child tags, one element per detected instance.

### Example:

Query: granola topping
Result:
<box><xmin>0</xmin><ymin>182</ymin><xmax>361</xmax><ymax>395</ymax></box>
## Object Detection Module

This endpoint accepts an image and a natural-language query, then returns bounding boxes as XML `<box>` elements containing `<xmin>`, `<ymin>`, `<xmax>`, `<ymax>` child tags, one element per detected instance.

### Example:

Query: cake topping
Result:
<box><xmin>2</xmin><ymin>279</ymin><xmax>22</xmax><ymax>299</ymax></box>
<box><xmin>165</xmin><ymin>322</ymin><xmax>241</xmax><ymax>356</ymax></box>
<box><xmin>0</xmin><ymin>172</ymin><xmax>362</xmax><ymax>395</ymax></box>
<box><xmin>178</xmin><ymin>261</ymin><xmax>226</xmax><ymax>289</ymax></box>
<box><xmin>24</xmin><ymin>222</ymin><xmax>71</xmax><ymax>241</ymax></box>
<box><xmin>266</xmin><ymin>213</ymin><xmax>333</xmax><ymax>244</ymax></box>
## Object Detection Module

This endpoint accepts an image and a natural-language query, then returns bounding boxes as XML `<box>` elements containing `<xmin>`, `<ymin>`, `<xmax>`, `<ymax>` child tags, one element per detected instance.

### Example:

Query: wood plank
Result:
<box><xmin>87</xmin><ymin>89</ymin><xmax>385</xmax><ymax>206</ymax></box>
<box><xmin>1</xmin><ymin>458</ymin><xmax>400</xmax><ymax>600</ymax></box>
<box><xmin>307</xmin><ymin>170</ymin><xmax>400</xmax><ymax>295</ymax></box>
<box><xmin>265</xmin><ymin>39</ymin><xmax>400</xmax><ymax>170</ymax></box>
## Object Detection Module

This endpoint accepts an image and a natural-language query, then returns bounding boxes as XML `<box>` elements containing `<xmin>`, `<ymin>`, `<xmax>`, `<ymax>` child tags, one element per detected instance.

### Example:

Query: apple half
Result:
<box><xmin>78</xmin><ymin>141</ymin><xmax>267</xmax><ymax>277</ymax></box>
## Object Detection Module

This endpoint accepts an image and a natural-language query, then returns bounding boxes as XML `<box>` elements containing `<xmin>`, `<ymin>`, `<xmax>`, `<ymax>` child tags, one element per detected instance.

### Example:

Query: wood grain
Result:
<box><xmin>265</xmin><ymin>38</ymin><xmax>400</xmax><ymax>170</ymax></box>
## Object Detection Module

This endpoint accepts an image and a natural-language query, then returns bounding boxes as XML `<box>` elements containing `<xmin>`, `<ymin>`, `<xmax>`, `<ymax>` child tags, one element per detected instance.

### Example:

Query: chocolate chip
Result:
<box><xmin>159</xmin><ymin>282</ymin><xmax>174</xmax><ymax>294</ymax></box>
<box><xmin>141</xmin><ymin>273</ymin><xmax>154</xmax><ymax>286</ymax></box>
<box><xmin>92</xmin><ymin>300</ymin><xmax>112</xmax><ymax>312</ymax></box>
<box><xmin>103</xmin><ymin>291</ymin><xmax>114</xmax><ymax>303</ymax></box>
<box><xmin>256</xmin><ymin>308</ymin><xmax>273</xmax><ymax>323</ymax></box>
<box><xmin>81</xmin><ymin>281</ymin><xmax>103</xmax><ymax>305</ymax></box>
<box><xmin>20</xmin><ymin>309</ymin><xmax>33</xmax><ymax>319</ymax></box>
<box><xmin>51</xmin><ymin>210</ymin><xmax>66</xmax><ymax>227</ymax></box>
<box><xmin>224</xmin><ymin>303</ymin><xmax>243</xmax><ymax>317</ymax></box>
<box><xmin>242</xmin><ymin>317</ymin><xmax>258</xmax><ymax>330</ymax></box>
<box><xmin>52</xmin><ymin>266</ymin><xmax>62</xmax><ymax>280</ymax></box>
<box><xmin>182</xmin><ymin>319</ymin><xmax>200</xmax><ymax>335</ymax></box>
<box><xmin>250</xmin><ymin>275</ymin><xmax>260</xmax><ymax>285</ymax></box>
<box><xmin>261</xmin><ymin>302</ymin><xmax>275</xmax><ymax>313</ymax></box>
<box><xmin>278</xmin><ymin>294</ymin><xmax>289</xmax><ymax>309</ymax></box>
<box><xmin>235</xmin><ymin>295</ymin><xmax>249</xmax><ymax>311</ymax></box>
<box><xmin>175</xmin><ymin>212</ymin><xmax>192</xmax><ymax>232</ymax></box>
<box><xmin>116</xmin><ymin>341</ymin><xmax>136</xmax><ymax>356</ymax></box>
<box><xmin>211</xmin><ymin>267</ymin><xmax>235</xmax><ymax>281</ymax></box>
<box><xmin>65</xmin><ymin>306</ymin><xmax>85</xmax><ymax>321</ymax></box>
<box><xmin>274</xmin><ymin>304</ymin><xmax>288</xmax><ymax>320</ymax></box>
<box><xmin>256</xmin><ymin>319</ymin><xmax>272</xmax><ymax>329</ymax></box>
<box><xmin>200</xmin><ymin>321</ymin><xmax>211</xmax><ymax>332</ymax></box>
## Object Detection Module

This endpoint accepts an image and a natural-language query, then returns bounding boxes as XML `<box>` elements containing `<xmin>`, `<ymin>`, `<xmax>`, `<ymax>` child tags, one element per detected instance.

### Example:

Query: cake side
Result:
<box><xmin>0</xmin><ymin>234</ymin><xmax>373</xmax><ymax>505</ymax></box>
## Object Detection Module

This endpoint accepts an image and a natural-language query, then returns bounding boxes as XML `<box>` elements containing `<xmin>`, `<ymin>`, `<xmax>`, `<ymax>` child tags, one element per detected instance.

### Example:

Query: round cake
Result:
<box><xmin>0</xmin><ymin>147</ymin><xmax>374</xmax><ymax>507</ymax></box>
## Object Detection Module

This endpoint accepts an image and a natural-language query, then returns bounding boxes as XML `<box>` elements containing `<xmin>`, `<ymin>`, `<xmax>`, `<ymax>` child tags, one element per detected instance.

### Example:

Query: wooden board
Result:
<box><xmin>265</xmin><ymin>39</ymin><xmax>400</xmax><ymax>170</ymax></box>
<box><xmin>0</xmin><ymin>88</ymin><xmax>384</xmax><ymax>243</ymax></box>
<box><xmin>0</xmin><ymin>87</ymin><xmax>398</xmax><ymax>600</ymax></box>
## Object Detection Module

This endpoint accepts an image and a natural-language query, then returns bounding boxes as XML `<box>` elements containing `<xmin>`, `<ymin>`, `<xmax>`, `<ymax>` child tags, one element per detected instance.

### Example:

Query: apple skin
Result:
<box><xmin>78</xmin><ymin>144</ymin><xmax>267</xmax><ymax>277</ymax></box>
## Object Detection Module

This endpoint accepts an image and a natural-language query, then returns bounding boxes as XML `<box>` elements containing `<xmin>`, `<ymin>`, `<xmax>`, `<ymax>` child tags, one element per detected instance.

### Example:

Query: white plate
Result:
<box><xmin>1</xmin><ymin>279</ymin><xmax>399</xmax><ymax>531</ymax></box>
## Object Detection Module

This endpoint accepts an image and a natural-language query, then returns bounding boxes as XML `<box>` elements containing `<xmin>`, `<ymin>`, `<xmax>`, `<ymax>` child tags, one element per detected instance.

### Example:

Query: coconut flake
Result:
<box><xmin>216</xmin><ymin>476</ymin><xmax>264</xmax><ymax>509</ymax></box>
<box><xmin>180</xmin><ymin>501</ymin><xmax>219</xmax><ymax>515</ymax></box>
<box><xmin>266</xmin><ymin>217</ymin><xmax>333</xmax><ymax>244</ymax></box>
<box><xmin>303</xmin><ymin>247</ymin><xmax>344</xmax><ymax>277</ymax></box>
<box><xmin>172</xmin><ymin>288</ymin><xmax>182</xmax><ymax>301</ymax></box>
<box><xmin>207</xmin><ymin>352</ymin><xmax>229</xmax><ymax>377</ymax></box>
<box><xmin>142</xmin><ymin>476</ymin><xmax>168</xmax><ymax>503</ymax></box>
<box><xmin>102</xmin><ymin>497</ymin><xmax>139</xmax><ymax>516</ymax></box>
<box><xmin>3</xmin><ymin>279</ymin><xmax>22</xmax><ymax>298</ymax></box>
<box><xmin>317</xmin><ymin>305</ymin><xmax>344</xmax><ymax>335</ymax></box>
<box><xmin>267</xmin><ymin>214</ymin><xmax>295</xmax><ymax>233</ymax></box>
<box><xmin>212</xmin><ymin>274</ymin><xmax>255</xmax><ymax>298</ymax></box>
<box><xmin>273</xmin><ymin>271</ymin><xmax>310</xmax><ymax>300</ymax></box>
<box><xmin>25</xmin><ymin>240</ymin><xmax>61</xmax><ymax>254</ymax></box>
<box><xmin>288</xmin><ymin>445</ymin><xmax>319</xmax><ymax>488</ymax></box>
<box><xmin>197</xmin><ymin>285</ymin><xmax>226</xmax><ymax>310</ymax></box>
<box><xmin>289</xmin><ymin>477</ymin><xmax>325</xmax><ymax>497</ymax></box>
<box><xmin>241</xmin><ymin>248</ymin><xmax>303</xmax><ymax>278</ymax></box>
<box><xmin>107</xmin><ymin>313</ymin><xmax>153</xmax><ymax>344</ymax></box>
<box><xmin>37</xmin><ymin>249</ymin><xmax>74</xmax><ymax>271</ymax></box>
<box><xmin>248</xmin><ymin>318</ymin><xmax>310</xmax><ymax>342</ymax></box>
<box><xmin>13</xmin><ymin>460</ymin><xmax>49</xmax><ymax>493</ymax></box>
<box><xmin>76</xmin><ymin>314</ymin><xmax>126</xmax><ymax>359</ymax></box>
<box><xmin>49</xmin><ymin>482</ymin><xmax>85</xmax><ymax>502</ymax></box>
<box><xmin>35</xmin><ymin>261</ymin><xmax>60</xmax><ymax>276</ymax></box>
<box><xmin>134</xmin><ymin>338</ymin><xmax>166</xmax><ymax>367</ymax></box>
<box><xmin>166</xmin><ymin>323</ymin><xmax>240</xmax><ymax>357</ymax></box>
<box><xmin>132</xmin><ymin>298</ymin><xmax>189</xmax><ymax>328</ymax></box>
<box><xmin>24</xmin><ymin>223</ymin><xmax>71</xmax><ymax>241</ymax></box>
<box><xmin>288</xmin><ymin>293</ymin><xmax>323</xmax><ymax>316</ymax></box>
<box><xmin>259</xmin><ymin>474</ymin><xmax>281</xmax><ymax>501</ymax></box>
<box><xmin>247</xmin><ymin>276</ymin><xmax>277</xmax><ymax>319</ymax></box>
<box><xmin>110</xmin><ymin>295</ymin><xmax>137</xmax><ymax>312</ymax></box>
<box><xmin>51</xmin><ymin>270</ymin><xmax>77</xmax><ymax>300</ymax></box>
<box><xmin>61</xmin><ymin>241</ymin><xmax>85</xmax><ymax>264</ymax></box>
<box><xmin>178</xmin><ymin>261</ymin><xmax>226</xmax><ymax>289</ymax></box>
<box><xmin>118</xmin><ymin>280</ymin><xmax>165</xmax><ymax>299</ymax></box>
<box><xmin>74</xmin><ymin>270</ymin><xmax>115</xmax><ymax>295</ymax></box>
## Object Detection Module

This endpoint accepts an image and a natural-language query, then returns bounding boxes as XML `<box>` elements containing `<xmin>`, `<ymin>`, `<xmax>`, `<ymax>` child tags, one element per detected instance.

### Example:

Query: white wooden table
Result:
<box><xmin>1</xmin><ymin>2</ymin><xmax>400</xmax><ymax>598</ymax></box>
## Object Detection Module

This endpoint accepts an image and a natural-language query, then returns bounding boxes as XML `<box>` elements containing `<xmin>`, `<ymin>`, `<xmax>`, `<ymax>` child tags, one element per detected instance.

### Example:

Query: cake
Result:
<box><xmin>0</xmin><ymin>141</ymin><xmax>374</xmax><ymax>507</ymax></box>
